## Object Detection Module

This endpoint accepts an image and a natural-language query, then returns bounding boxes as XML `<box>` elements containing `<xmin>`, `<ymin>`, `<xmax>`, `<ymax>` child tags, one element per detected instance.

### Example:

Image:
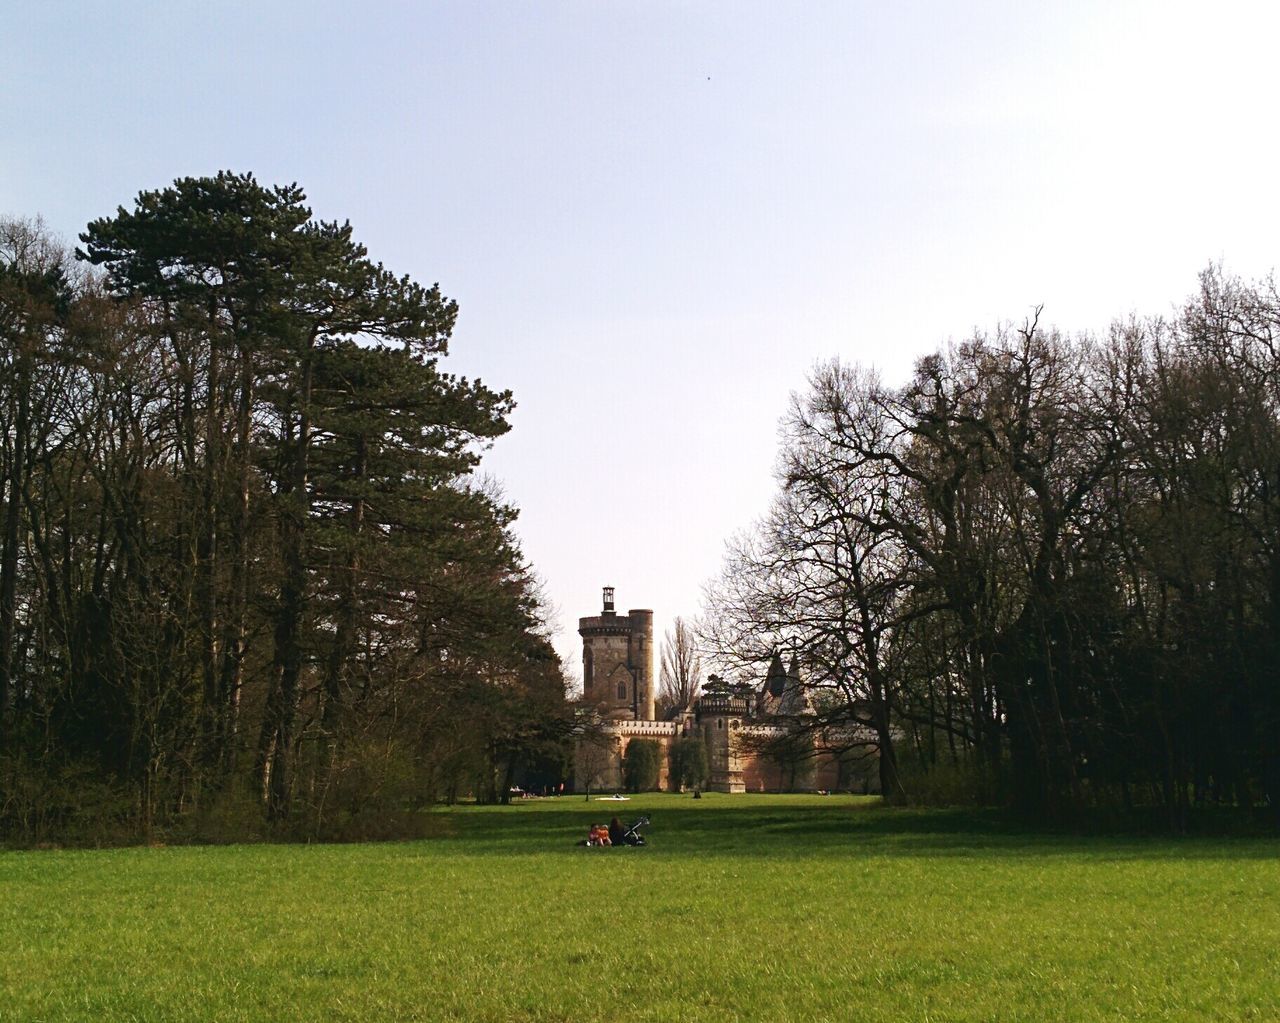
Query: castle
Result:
<box><xmin>573</xmin><ymin>587</ymin><xmax>877</xmax><ymax>793</ymax></box>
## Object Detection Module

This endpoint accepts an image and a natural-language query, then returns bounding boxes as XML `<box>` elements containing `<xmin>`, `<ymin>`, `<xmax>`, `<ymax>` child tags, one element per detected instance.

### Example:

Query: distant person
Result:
<box><xmin>609</xmin><ymin>816</ymin><xmax>626</xmax><ymax>846</ymax></box>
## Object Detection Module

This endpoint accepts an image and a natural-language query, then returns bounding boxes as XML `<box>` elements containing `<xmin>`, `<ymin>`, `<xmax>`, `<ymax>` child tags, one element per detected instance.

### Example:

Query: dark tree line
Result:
<box><xmin>706</xmin><ymin>270</ymin><xmax>1280</xmax><ymax>829</ymax></box>
<box><xmin>0</xmin><ymin>174</ymin><xmax>568</xmax><ymax>843</ymax></box>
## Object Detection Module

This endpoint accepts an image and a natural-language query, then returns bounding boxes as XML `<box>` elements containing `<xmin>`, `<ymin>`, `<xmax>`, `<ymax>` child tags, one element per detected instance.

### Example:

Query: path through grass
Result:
<box><xmin>1</xmin><ymin>794</ymin><xmax>1276</xmax><ymax>1021</ymax></box>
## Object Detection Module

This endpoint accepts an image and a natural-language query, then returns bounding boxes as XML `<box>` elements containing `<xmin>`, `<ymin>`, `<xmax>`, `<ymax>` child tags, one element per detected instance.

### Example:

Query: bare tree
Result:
<box><xmin>574</xmin><ymin>723</ymin><xmax>618</xmax><ymax>799</ymax></box>
<box><xmin>702</xmin><ymin>363</ymin><xmax>910</xmax><ymax>800</ymax></box>
<box><xmin>658</xmin><ymin>616</ymin><xmax>702</xmax><ymax>716</ymax></box>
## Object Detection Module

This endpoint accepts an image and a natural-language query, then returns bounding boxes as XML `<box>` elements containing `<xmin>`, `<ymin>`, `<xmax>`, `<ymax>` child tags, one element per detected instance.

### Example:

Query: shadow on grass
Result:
<box><xmin>426</xmin><ymin>797</ymin><xmax>1280</xmax><ymax>861</ymax></box>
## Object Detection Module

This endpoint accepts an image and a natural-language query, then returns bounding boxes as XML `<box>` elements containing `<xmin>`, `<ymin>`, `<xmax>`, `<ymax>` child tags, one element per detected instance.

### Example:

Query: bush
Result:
<box><xmin>300</xmin><ymin>739</ymin><xmax>436</xmax><ymax>842</ymax></box>
<box><xmin>896</xmin><ymin>755</ymin><xmax>1002</xmax><ymax>807</ymax></box>
<box><xmin>188</xmin><ymin>782</ymin><xmax>271</xmax><ymax>845</ymax></box>
<box><xmin>669</xmin><ymin>736</ymin><xmax>708</xmax><ymax>792</ymax></box>
<box><xmin>622</xmin><ymin>739</ymin><xmax>661</xmax><ymax>793</ymax></box>
<box><xmin>0</xmin><ymin>754</ymin><xmax>138</xmax><ymax>847</ymax></box>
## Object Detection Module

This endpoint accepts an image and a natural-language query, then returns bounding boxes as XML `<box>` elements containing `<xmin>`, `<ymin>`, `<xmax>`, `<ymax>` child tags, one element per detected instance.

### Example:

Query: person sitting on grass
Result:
<box><xmin>608</xmin><ymin>816</ymin><xmax>626</xmax><ymax>846</ymax></box>
<box><xmin>588</xmin><ymin>823</ymin><xmax>611</xmax><ymax>846</ymax></box>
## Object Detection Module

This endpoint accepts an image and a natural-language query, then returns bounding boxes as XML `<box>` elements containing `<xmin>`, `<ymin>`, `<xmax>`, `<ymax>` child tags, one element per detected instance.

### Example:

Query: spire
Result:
<box><xmin>778</xmin><ymin>654</ymin><xmax>812</xmax><ymax>716</ymax></box>
<box><xmin>763</xmin><ymin>650</ymin><xmax>787</xmax><ymax>697</ymax></box>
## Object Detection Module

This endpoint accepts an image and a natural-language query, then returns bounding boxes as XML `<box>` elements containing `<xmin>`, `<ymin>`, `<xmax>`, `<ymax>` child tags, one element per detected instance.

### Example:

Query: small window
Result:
<box><xmin>718</xmin><ymin>719</ymin><xmax>723</xmax><ymax>729</ymax></box>
<box><xmin>617</xmin><ymin>681</ymin><xmax>627</xmax><ymax>700</ymax></box>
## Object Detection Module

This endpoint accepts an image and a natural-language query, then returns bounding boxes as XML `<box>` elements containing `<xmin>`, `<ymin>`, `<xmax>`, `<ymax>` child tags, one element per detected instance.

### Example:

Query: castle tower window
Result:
<box><xmin>618</xmin><ymin>681</ymin><xmax>627</xmax><ymax>700</ymax></box>
<box><xmin>602</xmin><ymin>586</ymin><xmax>615</xmax><ymax>614</ymax></box>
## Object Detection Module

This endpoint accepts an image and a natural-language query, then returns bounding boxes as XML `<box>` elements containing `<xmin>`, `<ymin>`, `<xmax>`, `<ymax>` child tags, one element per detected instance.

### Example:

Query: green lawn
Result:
<box><xmin>1</xmin><ymin>794</ymin><xmax>1276</xmax><ymax>1022</ymax></box>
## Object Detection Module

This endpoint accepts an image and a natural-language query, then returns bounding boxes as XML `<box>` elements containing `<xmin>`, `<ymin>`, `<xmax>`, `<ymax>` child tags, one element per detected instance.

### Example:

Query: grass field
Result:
<box><xmin>1</xmin><ymin>794</ymin><xmax>1277</xmax><ymax>1022</ymax></box>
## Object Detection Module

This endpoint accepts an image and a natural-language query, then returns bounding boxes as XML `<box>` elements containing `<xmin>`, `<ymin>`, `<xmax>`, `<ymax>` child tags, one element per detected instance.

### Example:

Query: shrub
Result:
<box><xmin>896</xmin><ymin>755</ymin><xmax>1002</xmax><ymax>807</ymax></box>
<box><xmin>669</xmin><ymin>736</ymin><xmax>708</xmax><ymax>792</ymax></box>
<box><xmin>0</xmin><ymin>754</ymin><xmax>138</xmax><ymax>847</ymax></box>
<box><xmin>622</xmin><ymin>739</ymin><xmax>661</xmax><ymax>793</ymax></box>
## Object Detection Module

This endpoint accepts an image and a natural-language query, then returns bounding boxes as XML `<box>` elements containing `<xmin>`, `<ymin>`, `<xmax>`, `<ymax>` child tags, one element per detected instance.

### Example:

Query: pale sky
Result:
<box><xmin>5</xmin><ymin>2</ymin><xmax>1280</xmax><ymax>678</ymax></box>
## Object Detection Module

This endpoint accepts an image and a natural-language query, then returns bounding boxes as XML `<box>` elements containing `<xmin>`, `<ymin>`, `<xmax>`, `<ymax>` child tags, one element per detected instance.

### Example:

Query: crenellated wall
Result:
<box><xmin>573</xmin><ymin>717</ymin><xmax>880</xmax><ymax>796</ymax></box>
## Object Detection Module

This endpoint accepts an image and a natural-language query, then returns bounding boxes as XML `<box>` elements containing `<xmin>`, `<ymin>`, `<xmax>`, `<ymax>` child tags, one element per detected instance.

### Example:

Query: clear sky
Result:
<box><xmin>5</xmin><ymin>2</ymin><xmax>1280</xmax><ymax>678</ymax></box>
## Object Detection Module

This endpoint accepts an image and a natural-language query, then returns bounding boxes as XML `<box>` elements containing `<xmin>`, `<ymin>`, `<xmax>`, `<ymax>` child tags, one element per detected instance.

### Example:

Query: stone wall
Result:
<box><xmin>574</xmin><ymin>725</ymin><xmax>676</xmax><ymax>792</ymax></box>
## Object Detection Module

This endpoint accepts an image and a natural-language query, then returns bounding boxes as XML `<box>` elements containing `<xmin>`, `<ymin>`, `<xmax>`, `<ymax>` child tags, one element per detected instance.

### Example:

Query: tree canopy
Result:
<box><xmin>0</xmin><ymin>175</ymin><xmax>568</xmax><ymax>842</ymax></box>
<box><xmin>706</xmin><ymin>271</ymin><xmax>1280</xmax><ymax>829</ymax></box>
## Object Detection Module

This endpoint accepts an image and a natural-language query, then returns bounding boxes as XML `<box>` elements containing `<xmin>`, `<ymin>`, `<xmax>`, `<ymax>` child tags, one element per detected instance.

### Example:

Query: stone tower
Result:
<box><xmin>698</xmin><ymin>677</ymin><xmax>750</xmax><ymax>793</ymax></box>
<box><xmin>579</xmin><ymin>586</ymin><xmax>655</xmax><ymax>721</ymax></box>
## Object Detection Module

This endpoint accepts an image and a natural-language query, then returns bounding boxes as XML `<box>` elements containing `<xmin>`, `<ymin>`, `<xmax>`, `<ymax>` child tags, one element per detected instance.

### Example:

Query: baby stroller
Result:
<box><xmin>619</xmin><ymin>816</ymin><xmax>650</xmax><ymax>847</ymax></box>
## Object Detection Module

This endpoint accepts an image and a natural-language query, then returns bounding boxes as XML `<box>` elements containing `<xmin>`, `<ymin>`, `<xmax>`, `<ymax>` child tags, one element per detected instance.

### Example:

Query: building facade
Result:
<box><xmin>574</xmin><ymin>588</ymin><xmax>878</xmax><ymax>794</ymax></box>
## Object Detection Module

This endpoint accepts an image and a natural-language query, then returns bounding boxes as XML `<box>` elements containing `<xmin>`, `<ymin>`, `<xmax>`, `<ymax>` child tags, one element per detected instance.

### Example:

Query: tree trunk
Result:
<box><xmin>0</xmin><ymin>350</ymin><xmax>30</xmax><ymax>742</ymax></box>
<box><xmin>219</xmin><ymin>351</ymin><xmax>253</xmax><ymax>772</ymax></box>
<box><xmin>263</xmin><ymin>345</ymin><xmax>314</xmax><ymax>822</ymax></box>
<box><xmin>199</xmin><ymin>339</ymin><xmax>220</xmax><ymax>780</ymax></box>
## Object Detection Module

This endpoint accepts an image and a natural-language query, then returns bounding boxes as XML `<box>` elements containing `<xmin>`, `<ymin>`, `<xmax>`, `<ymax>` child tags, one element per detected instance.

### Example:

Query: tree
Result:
<box><xmin>0</xmin><ymin>174</ymin><xmax>568</xmax><ymax>843</ymax></box>
<box><xmin>789</xmin><ymin>330</ymin><xmax>1124</xmax><ymax>814</ymax></box>
<box><xmin>658</xmin><ymin>616</ymin><xmax>702</xmax><ymax>716</ymax></box>
<box><xmin>574</xmin><ymin>728</ymin><xmax>617</xmax><ymax>799</ymax></box>
<box><xmin>78</xmin><ymin>175</ymin><xmax>318</xmax><ymax>786</ymax></box>
<box><xmin>0</xmin><ymin>218</ymin><xmax>75</xmax><ymax>747</ymax></box>
<box><xmin>702</xmin><ymin>362</ymin><xmax>909</xmax><ymax>802</ymax></box>
<box><xmin>78</xmin><ymin>171</ymin><xmax>514</xmax><ymax>823</ymax></box>
<box><xmin>668</xmin><ymin>735</ymin><xmax>708</xmax><ymax>792</ymax></box>
<box><xmin>703</xmin><ymin>275</ymin><xmax>1280</xmax><ymax>827</ymax></box>
<box><xmin>622</xmin><ymin>739</ymin><xmax>661</xmax><ymax>793</ymax></box>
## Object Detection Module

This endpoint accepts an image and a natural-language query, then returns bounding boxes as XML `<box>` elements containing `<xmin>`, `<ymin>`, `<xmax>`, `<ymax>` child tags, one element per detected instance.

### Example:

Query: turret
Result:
<box><xmin>579</xmin><ymin>587</ymin><xmax>656</xmax><ymax>721</ymax></box>
<box><xmin>697</xmin><ymin>674</ymin><xmax>748</xmax><ymax>793</ymax></box>
<box><xmin>627</xmin><ymin>608</ymin><xmax>655</xmax><ymax>722</ymax></box>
